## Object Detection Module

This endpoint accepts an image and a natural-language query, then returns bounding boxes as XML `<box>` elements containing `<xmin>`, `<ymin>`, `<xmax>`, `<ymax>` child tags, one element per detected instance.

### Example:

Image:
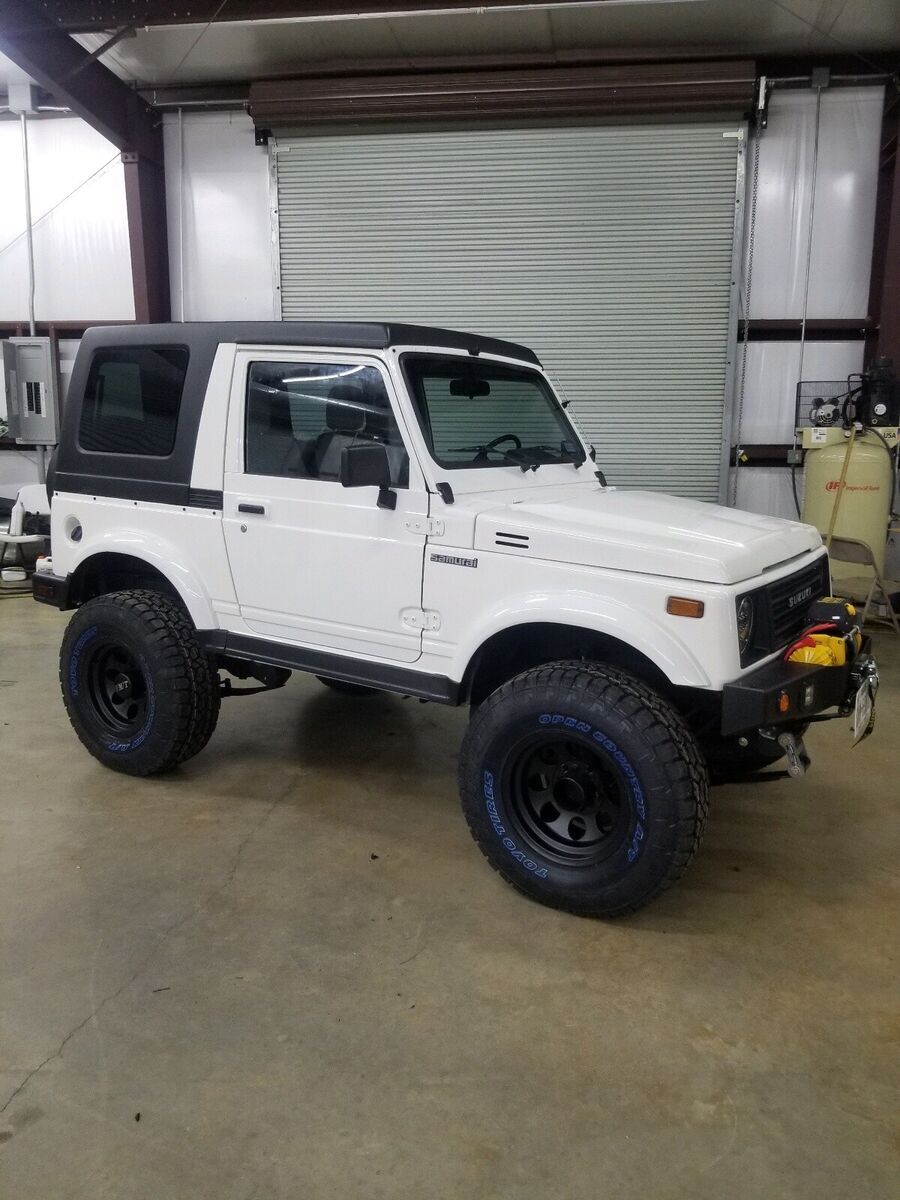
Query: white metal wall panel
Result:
<box><xmin>162</xmin><ymin>111</ymin><xmax>277</xmax><ymax>320</ymax></box>
<box><xmin>740</xmin><ymin>339</ymin><xmax>866</xmax><ymax>444</ymax></box>
<box><xmin>0</xmin><ymin>118</ymin><xmax>134</xmax><ymax>322</ymax></box>
<box><xmin>276</xmin><ymin>125</ymin><xmax>740</xmax><ymax>499</ymax></box>
<box><xmin>746</xmin><ymin>87</ymin><xmax>883</xmax><ymax>320</ymax></box>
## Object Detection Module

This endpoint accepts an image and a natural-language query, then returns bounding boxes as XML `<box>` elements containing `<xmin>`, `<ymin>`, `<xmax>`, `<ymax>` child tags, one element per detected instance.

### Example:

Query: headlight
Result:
<box><xmin>736</xmin><ymin>594</ymin><xmax>755</xmax><ymax>658</ymax></box>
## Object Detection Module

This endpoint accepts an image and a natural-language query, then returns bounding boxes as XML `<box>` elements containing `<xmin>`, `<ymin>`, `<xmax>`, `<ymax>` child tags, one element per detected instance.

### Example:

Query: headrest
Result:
<box><xmin>326</xmin><ymin>384</ymin><xmax>367</xmax><ymax>433</ymax></box>
<box><xmin>267</xmin><ymin>401</ymin><xmax>293</xmax><ymax>434</ymax></box>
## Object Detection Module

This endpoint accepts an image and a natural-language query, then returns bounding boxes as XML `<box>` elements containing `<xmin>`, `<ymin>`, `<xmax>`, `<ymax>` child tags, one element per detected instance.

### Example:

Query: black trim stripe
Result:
<box><xmin>54</xmin><ymin>472</ymin><xmax>191</xmax><ymax>505</ymax></box>
<box><xmin>200</xmin><ymin>630</ymin><xmax>460</xmax><ymax>705</ymax></box>
<box><xmin>55</xmin><ymin>474</ymin><xmax>224</xmax><ymax>509</ymax></box>
<box><xmin>189</xmin><ymin>488</ymin><xmax>224</xmax><ymax>509</ymax></box>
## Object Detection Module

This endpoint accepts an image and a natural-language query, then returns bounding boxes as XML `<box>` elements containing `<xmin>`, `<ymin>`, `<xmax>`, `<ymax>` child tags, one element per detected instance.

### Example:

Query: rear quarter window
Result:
<box><xmin>78</xmin><ymin>345</ymin><xmax>189</xmax><ymax>456</ymax></box>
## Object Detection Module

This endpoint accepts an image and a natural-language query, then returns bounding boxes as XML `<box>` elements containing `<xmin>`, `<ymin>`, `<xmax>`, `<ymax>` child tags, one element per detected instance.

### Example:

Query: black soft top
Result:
<box><xmin>77</xmin><ymin>322</ymin><xmax>540</xmax><ymax>366</ymax></box>
<box><xmin>54</xmin><ymin>322</ymin><xmax>540</xmax><ymax>509</ymax></box>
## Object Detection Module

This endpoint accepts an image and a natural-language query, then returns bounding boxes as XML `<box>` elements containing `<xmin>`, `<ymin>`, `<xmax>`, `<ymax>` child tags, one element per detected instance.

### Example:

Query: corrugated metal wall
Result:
<box><xmin>275</xmin><ymin>123</ymin><xmax>741</xmax><ymax>499</ymax></box>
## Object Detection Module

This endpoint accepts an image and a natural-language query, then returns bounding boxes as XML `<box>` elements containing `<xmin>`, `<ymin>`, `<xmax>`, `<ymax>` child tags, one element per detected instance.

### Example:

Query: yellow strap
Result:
<box><xmin>825</xmin><ymin>425</ymin><xmax>857</xmax><ymax>550</ymax></box>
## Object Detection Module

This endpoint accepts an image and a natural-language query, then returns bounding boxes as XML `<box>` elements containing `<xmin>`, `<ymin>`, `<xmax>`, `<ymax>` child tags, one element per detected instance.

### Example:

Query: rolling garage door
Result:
<box><xmin>274</xmin><ymin>124</ymin><xmax>742</xmax><ymax>500</ymax></box>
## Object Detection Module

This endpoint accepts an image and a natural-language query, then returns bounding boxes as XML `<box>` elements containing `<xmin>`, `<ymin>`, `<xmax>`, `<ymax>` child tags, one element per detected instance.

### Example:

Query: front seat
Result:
<box><xmin>309</xmin><ymin>384</ymin><xmax>370</xmax><ymax>480</ymax></box>
<box><xmin>249</xmin><ymin>390</ymin><xmax>296</xmax><ymax>476</ymax></box>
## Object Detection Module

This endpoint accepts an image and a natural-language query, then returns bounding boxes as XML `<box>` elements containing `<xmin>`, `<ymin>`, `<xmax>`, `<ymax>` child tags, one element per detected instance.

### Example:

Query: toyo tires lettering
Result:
<box><xmin>539</xmin><ymin>713</ymin><xmax>647</xmax><ymax>864</ymax></box>
<box><xmin>68</xmin><ymin>625</ymin><xmax>99</xmax><ymax>698</ymax></box>
<box><xmin>483</xmin><ymin>771</ymin><xmax>549</xmax><ymax>878</ymax></box>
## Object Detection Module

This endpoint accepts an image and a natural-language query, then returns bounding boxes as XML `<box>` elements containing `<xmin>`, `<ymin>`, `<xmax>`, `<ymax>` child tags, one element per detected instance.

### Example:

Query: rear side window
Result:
<box><xmin>78</xmin><ymin>345</ymin><xmax>189</xmax><ymax>456</ymax></box>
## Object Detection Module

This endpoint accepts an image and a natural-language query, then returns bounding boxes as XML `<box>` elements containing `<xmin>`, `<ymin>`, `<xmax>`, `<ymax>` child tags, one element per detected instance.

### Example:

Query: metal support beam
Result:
<box><xmin>249</xmin><ymin>59</ymin><xmax>757</xmax><ymax>128</ymax></box>
<box><xmin>122</xmin><ymin>154</ymin><xmax>170</xmax><ymax>323</ymax></box>
<box><xmin>0</xmin><ymin>0</ymin><xmax>170</xmax><ymax>323</ymax></box>
<box><xmin>0</xmin><ymin>2</ymin><xmax>161</xmax><ymax>163</ymax></box>
<box><xmin>870</xmin><ymin>90</ymin><xmax>900</xmax><ymax>365</ymax></box>
<box><xmin>0</xmin><ymin>0</ymin><xmax>739</xmax><ymax>29</ymax></box>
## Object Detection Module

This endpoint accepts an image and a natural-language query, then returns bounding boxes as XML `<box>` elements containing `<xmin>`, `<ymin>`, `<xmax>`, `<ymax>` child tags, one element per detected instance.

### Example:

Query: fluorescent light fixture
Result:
<box><xmin>280</xmin><ymin>365</ymin><xmax>366</xmax><ymax>384</ymax></box>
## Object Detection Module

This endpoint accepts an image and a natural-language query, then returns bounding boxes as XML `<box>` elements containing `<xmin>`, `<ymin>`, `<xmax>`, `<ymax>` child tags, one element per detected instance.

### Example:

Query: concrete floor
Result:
<box><xmin>0</xmin><ymin>598</ymin><xmax>897</xmax><ymax>1199</ymax></box>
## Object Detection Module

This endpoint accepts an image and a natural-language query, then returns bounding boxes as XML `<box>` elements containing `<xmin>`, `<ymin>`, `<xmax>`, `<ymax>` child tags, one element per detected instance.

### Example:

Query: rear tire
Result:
<box><xmin>60</xmin><ymin>589</ymin><xmax>220</xmax><ymax>776</ymax></box>
<box><xmin>315</xmin><ymin>675</ymin><xmax>378</xmax><ymax>698</ymax></box>
<box><xmin>458</xmin><ymin>661</ymin><xmax>708</xmax><ymax>917</ymax></box>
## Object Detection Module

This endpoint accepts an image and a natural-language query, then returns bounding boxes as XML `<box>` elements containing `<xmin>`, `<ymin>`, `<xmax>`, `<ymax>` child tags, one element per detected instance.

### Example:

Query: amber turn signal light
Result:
<box><xmin>666</xmin><ymin>597</ymin><xmax>705</xmax><ymax>618</ymax></box>
<box><xmin>778</xmin><ymin>691</ymin><xmax>791</xmax><ymax>714</ymax></box>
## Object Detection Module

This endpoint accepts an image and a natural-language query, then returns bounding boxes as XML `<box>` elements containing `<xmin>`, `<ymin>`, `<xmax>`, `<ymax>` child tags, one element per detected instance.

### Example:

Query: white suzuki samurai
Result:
<box><xmin>34</xmin><ymin>323</ymin><xmax>879</xmax><ymax>916</ymax></box>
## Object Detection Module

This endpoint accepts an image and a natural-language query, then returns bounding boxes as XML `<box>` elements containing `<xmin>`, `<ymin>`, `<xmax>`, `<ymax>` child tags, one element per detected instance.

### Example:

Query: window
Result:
<box><xmin>78</xmin><ymin>345</ymin><xmax>189</xmax><ymax>456</ymax></box>
<box><xmin>402</xmin><ymin>355</ymin><xmax>584</xmax><ymax>470</ymax></box>
<box><xmin>245</xmin><ymin>361</ymin><xmax>409</xmax><ymax>486</ymax></box>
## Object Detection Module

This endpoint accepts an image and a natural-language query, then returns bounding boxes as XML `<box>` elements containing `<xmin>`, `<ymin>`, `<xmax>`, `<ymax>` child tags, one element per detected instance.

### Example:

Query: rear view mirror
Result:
<box><xmin>449</xmin><ymin>377</ymin><xmax>491</xmax><ymax>397</ymax></box>
<box><xmin>340</xmin><ymin>443</ymin><xmax>391</xmax><ymax>489</ymax></box>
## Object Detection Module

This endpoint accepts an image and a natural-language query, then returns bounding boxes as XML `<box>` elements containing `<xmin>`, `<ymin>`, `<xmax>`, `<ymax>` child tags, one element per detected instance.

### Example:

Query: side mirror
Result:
<box><xmin>340</xmin><ymin>443</ymin><xmax>396</xmax><ymax>509</ymax></box>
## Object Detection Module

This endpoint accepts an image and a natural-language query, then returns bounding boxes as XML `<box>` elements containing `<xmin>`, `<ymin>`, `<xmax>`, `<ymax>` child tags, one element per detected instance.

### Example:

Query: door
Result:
<box><xmin>274</xmin><ymin>123</ymin><xmax>741</xmax><ymax>501</ymax></box>
<box><xmin>223</xmin><ymin>350</ymin><xmax>428</xmax><ymax>663</ymax></box>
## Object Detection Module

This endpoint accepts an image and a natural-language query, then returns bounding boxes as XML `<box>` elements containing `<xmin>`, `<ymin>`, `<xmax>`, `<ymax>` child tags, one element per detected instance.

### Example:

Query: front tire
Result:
<box><xmin>60</xmin><ymin>589</ymin><xmax>220</xmax><ymax>776</ymax></box>
<box><xmin>459</xmin><ymin>662</ymin><xmax>708</xmax><ymax>917</ymax></box>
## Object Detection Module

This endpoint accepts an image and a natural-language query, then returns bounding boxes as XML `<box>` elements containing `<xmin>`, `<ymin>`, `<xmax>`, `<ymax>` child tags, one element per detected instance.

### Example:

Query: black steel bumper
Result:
<box><xmin>721</xmin><ymin>638</ymin><xmax>874</xmax><ymax>736</ymax></box>
<box><xmin>32</xmin><ymin>570</ymin><xmax>71</xmax><ymax>609</ymax></box>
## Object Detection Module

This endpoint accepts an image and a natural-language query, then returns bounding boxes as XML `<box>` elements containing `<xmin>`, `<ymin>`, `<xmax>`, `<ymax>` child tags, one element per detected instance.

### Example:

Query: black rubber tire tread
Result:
<box><xmin>60</xmin><ymin>589</ymin><xmax>220</xmax><ymax>776</ymax></box>
<box><xmin>315</xmin><ymin>675</ymin><xmax>378</xmax><ymax>697</ymax></box>
<box><xmin>169</xmin><ymin>602</ymin><xmax>221</xmax><ymax>765</ymax></box>
<box><xmin>459</xmin><ymin>660</ymin><xmax>709</xmax><ymax>918</ymax></box>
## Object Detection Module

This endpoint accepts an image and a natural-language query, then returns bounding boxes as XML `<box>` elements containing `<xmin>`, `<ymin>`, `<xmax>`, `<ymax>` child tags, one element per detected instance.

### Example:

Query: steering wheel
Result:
<box><xmin>485</xmin><ymin>434</ymin><xmax>522</xmax><ymax>451</ymax></box>
<box><xmin>448</xmin><ymin>434</ymin><xmax>524</xmax><ymax>463</ymax></box>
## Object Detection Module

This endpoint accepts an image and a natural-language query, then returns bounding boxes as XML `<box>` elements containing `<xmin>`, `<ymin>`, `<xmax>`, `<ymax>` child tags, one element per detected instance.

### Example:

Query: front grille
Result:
<box><xmin>765</xmin><ymin>556</ymin><xmax>830</xmax><ymax>646</ymax></box>
<box><xmin>740</xmin><ymin>554</ymin><xmax>830</xmax><ymax>665</ymax></box>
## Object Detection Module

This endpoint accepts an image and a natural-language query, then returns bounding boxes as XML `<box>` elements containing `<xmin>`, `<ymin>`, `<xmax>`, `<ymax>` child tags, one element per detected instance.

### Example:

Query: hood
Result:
<box><xmin>470</xmin><ymin>485</ymin><xmax>822</xmax><ymax>585</ymax></box>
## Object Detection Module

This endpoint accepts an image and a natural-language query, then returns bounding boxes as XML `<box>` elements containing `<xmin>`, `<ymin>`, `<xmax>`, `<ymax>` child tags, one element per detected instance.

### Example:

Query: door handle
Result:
<box><xmin>237</xmin><ymin>502</ymin><xmax>267</xmax><ymax>515</ymax></box>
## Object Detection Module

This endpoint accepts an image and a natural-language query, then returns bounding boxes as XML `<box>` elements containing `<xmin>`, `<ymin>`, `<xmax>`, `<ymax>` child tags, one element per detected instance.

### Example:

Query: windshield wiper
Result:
<box><xmin>519</xmin><ymin>443</ymin><xmax>585</xmax><ymax>466</ymax></box>
<box><xmin>448</xmin><ymin>444</ymin><xmax>534</xmax><ymax>470</ymax></box>
<box><xmin>448</xmin><ymin>443</ymin><xmax>584</xmax><ymax>472</ymax></box>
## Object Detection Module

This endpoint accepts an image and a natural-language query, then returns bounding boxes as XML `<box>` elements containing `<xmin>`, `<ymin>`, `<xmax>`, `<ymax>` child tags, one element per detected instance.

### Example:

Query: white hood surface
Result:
<box><xmin>469</xmin><ymin>485</ymin><xmax>823</xmax><ymax>585</ymax></box>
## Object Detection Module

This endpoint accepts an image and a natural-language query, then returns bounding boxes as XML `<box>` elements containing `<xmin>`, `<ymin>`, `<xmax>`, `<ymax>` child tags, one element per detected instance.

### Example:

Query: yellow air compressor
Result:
<box><xmin>796</xmin><ymin>363</ymin><xmax>898</xmax><ymax>584</ymax></box>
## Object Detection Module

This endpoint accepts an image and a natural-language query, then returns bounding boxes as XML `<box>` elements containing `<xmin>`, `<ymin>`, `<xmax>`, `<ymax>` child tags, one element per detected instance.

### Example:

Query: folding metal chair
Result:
<box><xmin>827</xmin><ymin>536</ymin><xmax>900</xmax><ymax>636</ymax></box>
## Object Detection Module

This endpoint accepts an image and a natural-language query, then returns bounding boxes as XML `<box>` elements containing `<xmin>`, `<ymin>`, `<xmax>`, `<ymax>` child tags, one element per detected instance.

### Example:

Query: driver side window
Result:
<box><xmin>245</xmin><ymin>361</ymin><xmax>409</xmax><ymax>487</ymax></box>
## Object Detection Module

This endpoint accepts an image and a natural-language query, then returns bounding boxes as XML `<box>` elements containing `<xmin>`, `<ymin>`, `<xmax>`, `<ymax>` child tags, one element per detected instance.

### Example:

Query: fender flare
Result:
<box><xmin>70</xmin><ymin>532</ymin><xmax>217</xmax><ymax>629</ymax></box>
<box><xmin>455</xmin><ymin>589</ymin><xmax>711</xmax><ymax>689</ymax></box>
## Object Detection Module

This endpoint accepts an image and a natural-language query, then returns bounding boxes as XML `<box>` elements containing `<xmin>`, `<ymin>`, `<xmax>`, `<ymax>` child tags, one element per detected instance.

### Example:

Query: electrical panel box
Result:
<box><xmin>1</xmin><ymin>337</ymin><xmax>60</xmax><ymax>445</ymax></box>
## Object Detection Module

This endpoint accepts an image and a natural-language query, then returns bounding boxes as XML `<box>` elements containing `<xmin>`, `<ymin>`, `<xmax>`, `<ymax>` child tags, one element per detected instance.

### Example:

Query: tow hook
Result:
<box><xmin>776</xmin><ymin>730</ymin><xmax>811</xmax><ymax>778</ymax></box>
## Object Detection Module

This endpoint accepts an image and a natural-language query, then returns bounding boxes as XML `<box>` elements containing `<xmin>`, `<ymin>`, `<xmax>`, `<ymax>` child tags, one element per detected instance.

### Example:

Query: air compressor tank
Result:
<box><xmin>801</xmin><ymin>427</ymin><xmax>895</xmax><ymax>578</ymax></box>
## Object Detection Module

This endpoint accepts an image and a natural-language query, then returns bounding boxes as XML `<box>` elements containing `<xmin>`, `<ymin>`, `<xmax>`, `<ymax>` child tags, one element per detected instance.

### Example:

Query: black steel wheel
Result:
<box><xmin>60</xmin><ymin>589</ymin><xmax>220</xmax><ymax>776</ymax></box>
<box><xmin>507</xmin><ymin>734</ymin><xmax>631</xmax><ymax>867</ymax></box>
<box><xmin>459</xmin><ymin>661</ymin><xmax>708</xmax><ymax>917</ymax></box>
<box><xmin>84</xmin><ymin>641</ymin><xmax>150</xmax><ymax>737</ymax></box>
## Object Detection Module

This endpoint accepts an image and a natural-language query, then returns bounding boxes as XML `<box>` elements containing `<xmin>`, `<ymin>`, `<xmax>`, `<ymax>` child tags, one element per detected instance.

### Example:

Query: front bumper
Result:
<box><xmin>721</xmin><ymin>637</ymin><xmax>876</xmax><ymax>736</ymax></box>
<box><xmin>32</xmin><ymin>570</ymin><xmax>71</xmax><ymax>609</ymax></box>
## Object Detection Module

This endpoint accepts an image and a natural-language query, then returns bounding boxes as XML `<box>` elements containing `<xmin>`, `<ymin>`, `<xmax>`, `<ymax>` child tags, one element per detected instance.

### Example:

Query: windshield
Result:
<box><xmin>402</xmin><ymin>354</ymin><xmax>585</xmax><ymax>471</ymax></box>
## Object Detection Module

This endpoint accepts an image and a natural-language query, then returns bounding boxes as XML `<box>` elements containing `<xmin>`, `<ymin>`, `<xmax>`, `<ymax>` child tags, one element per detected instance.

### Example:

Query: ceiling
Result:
<box><xmin>1</xmin><ymin>0</ymin><xmax>898</xmax><ymax>95</ymax></box>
